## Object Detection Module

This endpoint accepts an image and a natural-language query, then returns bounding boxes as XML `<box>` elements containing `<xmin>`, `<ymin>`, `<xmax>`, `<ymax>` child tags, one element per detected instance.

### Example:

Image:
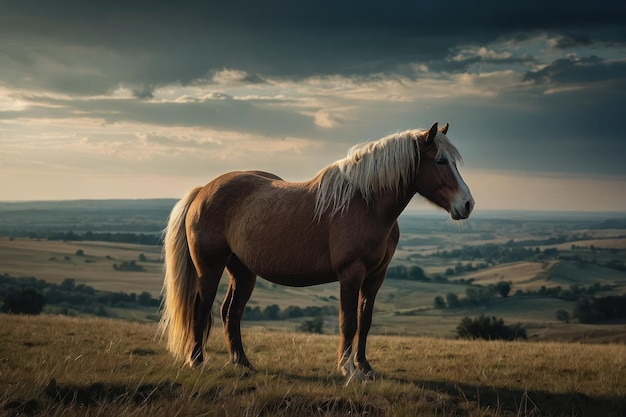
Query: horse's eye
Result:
<box><xmin>436</xmin><ymin>158</ymin><xmax>448</xmax><ymax>165</ymax></box>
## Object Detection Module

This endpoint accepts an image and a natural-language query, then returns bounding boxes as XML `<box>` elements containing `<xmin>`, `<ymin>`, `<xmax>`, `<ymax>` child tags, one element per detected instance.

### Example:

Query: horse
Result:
<box><xmin>159</xmin><ymin>122</ymin><xmax>474</xmax><ymax>382</ymax></box>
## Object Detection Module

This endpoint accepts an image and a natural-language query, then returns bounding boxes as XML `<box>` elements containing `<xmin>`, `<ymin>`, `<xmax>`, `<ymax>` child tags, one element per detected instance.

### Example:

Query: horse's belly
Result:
<box><xmin>258</xmin><ymin>271</ymin><xmax>337</xmax><ymax>287</ymax></box>
<box><xmin>235</xmin><ymin>248</ymin><xmax>336</xmax><ymax>287</ymax></box>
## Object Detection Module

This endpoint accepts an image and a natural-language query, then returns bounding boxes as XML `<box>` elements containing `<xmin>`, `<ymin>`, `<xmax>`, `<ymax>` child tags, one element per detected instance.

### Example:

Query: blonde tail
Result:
<box><xmin>159</xmin><ymin>186</ymin><xmax>202</xmax><ymax>366</ymax></box>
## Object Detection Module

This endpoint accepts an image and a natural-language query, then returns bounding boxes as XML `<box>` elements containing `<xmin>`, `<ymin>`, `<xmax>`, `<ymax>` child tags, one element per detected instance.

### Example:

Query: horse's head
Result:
<box><xmin>414</xmin><ymin>123</ymin><xmax>474</xmax><ymax>220</ymax></box>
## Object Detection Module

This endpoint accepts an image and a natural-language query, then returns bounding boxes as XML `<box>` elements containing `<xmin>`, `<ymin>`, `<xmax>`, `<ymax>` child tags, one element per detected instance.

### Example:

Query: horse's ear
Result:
<box><xmin>424</xmin><ymin>122</ymin><xmax>438</xmax><ymax>144</ymax></box>
<box><xmin>440</xmin><ymin>123</ymin><xmax>449</xmax><ymax>135</ymax></box>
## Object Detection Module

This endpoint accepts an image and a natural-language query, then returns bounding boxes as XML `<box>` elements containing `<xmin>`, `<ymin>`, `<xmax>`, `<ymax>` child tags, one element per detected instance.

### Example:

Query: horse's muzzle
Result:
<box><xmin>451</xmin><ymin>198</ymin><xmax>474</xmax><ymax>220</ymax></box>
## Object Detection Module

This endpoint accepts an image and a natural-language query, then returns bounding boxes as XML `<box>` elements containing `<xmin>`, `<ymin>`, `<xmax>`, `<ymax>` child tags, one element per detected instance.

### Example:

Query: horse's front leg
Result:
<box><xmin>353</xmin><ymin>272</ymin><xmax>385</xmax><ymax>380</ymax></box>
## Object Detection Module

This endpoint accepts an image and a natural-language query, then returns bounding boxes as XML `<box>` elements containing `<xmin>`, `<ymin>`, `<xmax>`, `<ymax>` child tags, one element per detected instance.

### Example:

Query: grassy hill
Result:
<box><xmin>1</xmin><ymin>314</ymin><xmax>625</xmax><ymax>417</ymax></box>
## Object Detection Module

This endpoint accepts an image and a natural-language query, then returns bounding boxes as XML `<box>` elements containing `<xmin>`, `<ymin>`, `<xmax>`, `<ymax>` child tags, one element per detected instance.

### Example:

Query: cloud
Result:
<box><xmin>1</xmin><ymin>1</ymin><xmax>626</xmax><ymax>207</ymax></box>
<box><xmin>132</xmin><ymin>85</ymin><xmax>155</xmax><ymax>100</ymax></box>
<box><xmin>2</xmin><ymin>1</ymin><xmax>625</xmax><ymax>91</ymax></box>
<box><xmin>524</xmin><ymin>55</ymin><xmax>626</xmax><ymax>86</ymax></box>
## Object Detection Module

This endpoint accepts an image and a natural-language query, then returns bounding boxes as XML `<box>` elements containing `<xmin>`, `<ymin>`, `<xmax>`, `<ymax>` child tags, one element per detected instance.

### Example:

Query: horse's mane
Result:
<box><xmin>312</xmin><ymin>128</ymin><xmax>462</xmax><ymax>219</ymax></box>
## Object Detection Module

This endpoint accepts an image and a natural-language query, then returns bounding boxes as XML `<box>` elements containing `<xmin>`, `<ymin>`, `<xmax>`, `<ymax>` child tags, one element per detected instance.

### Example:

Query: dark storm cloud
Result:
<box><xmin>2</xmin><ymin>0</ymin><xmax>625</xmax><ymax>94</ymax></box>
<box><xmin>524</xmin><ymin>56</ymin><xmax>626</xmax><ymax>85</ymax></box>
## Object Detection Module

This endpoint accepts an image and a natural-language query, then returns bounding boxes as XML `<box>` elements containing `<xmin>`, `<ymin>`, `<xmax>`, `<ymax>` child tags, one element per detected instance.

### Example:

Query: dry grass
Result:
<box><xmin>1</xmin><ymin>314</ymin><xmax>625</xmax><ymax>417</ymax></box>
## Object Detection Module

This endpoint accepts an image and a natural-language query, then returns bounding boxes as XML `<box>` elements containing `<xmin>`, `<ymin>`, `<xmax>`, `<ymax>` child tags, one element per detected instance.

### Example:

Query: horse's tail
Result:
<box><xmin>159</xmin><ymin>186</ymin><xmax>202</xmax><ymax>366</ymax></box>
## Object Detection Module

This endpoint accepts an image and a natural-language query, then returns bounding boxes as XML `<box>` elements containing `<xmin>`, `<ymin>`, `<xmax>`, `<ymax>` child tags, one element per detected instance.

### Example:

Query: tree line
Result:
<box><xmin>0</xmin><ymin>275</ymin><xmax>160</xmax><ymax>317</ymax></box>
<box><xmin>6</xmin><ymin>231</ymin><xmax>162</xmax><ymax>246</ymax></box>
<box><xmin>0</xmin><ymin>275</ymin><xmax>339</xmax><ymax>324</ymax></box>
<box><xmin>243</xmin><ymin>304</ymin><xmax>337</xmax><ymax>321</ymax></box>
<box><xmin>433</xmin><ymin>282</ymin><xmax>614</xmax><ymax>310</ymax></box>
<box><xmin>573</xmin><ymin>295</ymin><xmax>626</xmax><ymax>324</ymax></box>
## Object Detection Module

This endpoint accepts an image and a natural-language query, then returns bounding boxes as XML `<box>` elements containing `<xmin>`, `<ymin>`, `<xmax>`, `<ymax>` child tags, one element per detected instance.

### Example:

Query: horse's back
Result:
<box><xmin>192</xmin><ymin>170</ymin><xmax>282</xmax><ymax>210</ymax></box>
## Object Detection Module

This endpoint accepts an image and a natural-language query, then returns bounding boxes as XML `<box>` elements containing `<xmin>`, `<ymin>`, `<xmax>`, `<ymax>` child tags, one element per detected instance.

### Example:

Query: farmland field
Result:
<box><xmin>0</xmin><ymin>201</ymin><xmax>625</xmax><ymax>341</ymax></box>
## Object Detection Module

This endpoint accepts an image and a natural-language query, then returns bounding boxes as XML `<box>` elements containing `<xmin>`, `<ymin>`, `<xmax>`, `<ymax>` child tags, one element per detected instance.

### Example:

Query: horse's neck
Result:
<box><xmin>370</xmin><ymin>187</ymin><xmax>415</xmax><ymax>222</ymax></box>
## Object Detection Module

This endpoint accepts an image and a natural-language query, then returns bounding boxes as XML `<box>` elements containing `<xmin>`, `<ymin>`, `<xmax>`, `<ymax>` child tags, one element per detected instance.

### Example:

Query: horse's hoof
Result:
<box><xmin>190</xmin><ymin>358</ymin><xmax>204</xmax><ymax>369</ymax></box>
<box><xmin>364</xmin><ymin>368</ymin><xmax>380</xmax><ymax>380</ymax></box>
<box><xmin>344</xmin><ymin>367</ymin><xmax>379</xmax><ymax>385</ymax></box>
<box><xmin>224</xmin><ymin>360</ymin><xmax>255</xmax><ymax>377</ymax></box>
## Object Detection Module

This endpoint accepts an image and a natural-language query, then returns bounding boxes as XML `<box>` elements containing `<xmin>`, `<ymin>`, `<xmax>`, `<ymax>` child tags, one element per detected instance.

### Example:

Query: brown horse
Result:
<box><xmin>160</xmin><ymin>122</ymin><xmax>474</xmax><ymax>382</ymax></box>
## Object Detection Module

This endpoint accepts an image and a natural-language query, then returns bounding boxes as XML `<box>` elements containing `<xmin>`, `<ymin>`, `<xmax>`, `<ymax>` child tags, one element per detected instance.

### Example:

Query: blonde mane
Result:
<box><xmin>312</xmin><ymin>128</ymin><xmax>462</xmax><ymax>219</ymax></box>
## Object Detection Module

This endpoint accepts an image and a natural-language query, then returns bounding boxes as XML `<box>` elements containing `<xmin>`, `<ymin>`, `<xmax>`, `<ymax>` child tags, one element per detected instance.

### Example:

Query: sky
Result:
<box><xmin>1</xmin><ymin>1</ymin><xmax>625</xmax><ymax>212</ymax></box>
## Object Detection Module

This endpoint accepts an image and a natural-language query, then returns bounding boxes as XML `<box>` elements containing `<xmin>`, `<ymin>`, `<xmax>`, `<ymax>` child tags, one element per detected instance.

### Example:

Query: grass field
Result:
<box><xmin>1</xmin><ymin>314</ymin><xmax>625</xmax><ymax>417</ymax></box>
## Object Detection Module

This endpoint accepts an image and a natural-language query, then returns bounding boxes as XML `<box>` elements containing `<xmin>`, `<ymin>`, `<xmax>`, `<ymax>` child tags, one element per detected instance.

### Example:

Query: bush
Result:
<box><xmin>456</xmin><ymin>315</ymin><xmax>527</xmax><ymax>341</ymax></box>
<box><xmin>2</xmin><ymin>288</ymin><xmax>46</xmax><ymax>315</ymax></box>
<box><xmin>113</xmin><ymin>260</ymin><xmax>145</xmax><ymax>272</ymax></box>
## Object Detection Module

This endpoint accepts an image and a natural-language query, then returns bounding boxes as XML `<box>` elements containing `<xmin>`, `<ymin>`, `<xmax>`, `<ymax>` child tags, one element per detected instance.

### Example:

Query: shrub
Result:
<box><xmin>113</xmin><ymin>260</ymin><xmax>145</xmax><ymax>272</ymax></box>
<box><xmin>2</xmin><ymin>288</ymin><xmax>46</xmax><ymax>315</ymax></box>
<box><xmin>456</xmin><ymin>315</ymin><xmax>527</xmax><ymax>341</ymax></box>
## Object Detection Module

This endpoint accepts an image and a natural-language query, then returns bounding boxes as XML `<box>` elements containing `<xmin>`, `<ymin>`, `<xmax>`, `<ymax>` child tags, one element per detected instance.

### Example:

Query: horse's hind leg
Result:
<box><xmin>191</xmin><ymin>263</ymin><xmax>225</xmax><ymax>366</ymax></box>
<box><xmin>336</xmin><ymin>263</ymin><xmax>366</xmax><ymax>378</ymax></box>
<box><xmin>221</xmin><ymin>255</ymin><xmax>256</xmax><ymax>370</ymax></box>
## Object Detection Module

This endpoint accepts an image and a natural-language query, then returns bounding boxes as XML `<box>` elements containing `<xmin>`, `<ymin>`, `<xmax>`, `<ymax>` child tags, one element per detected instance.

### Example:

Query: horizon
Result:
<box><xmin>2</xmin><ymin>2</ymin><xmax>626</xmax><ymax>211</ymax></box>
<box><xmin>1</xmin><ymin>198</ymin><xmax>625</xmax><ymax>221</ymax></box>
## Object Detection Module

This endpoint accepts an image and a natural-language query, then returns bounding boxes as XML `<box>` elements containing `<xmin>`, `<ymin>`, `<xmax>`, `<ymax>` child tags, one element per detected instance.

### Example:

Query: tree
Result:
<box><xmin>2</xmin><ymin>288</ymin><xmax>46</xmax><ymax>315</ymax></box>
<box><xmin>446</xmin><ymin>293</ymin><xmax>461</xmax><ymax>309</ymax></box>
<box><xmin>556</xmin><ymin>309</ymin><xmax>570</xmax><ymax>323</ymax></box>
<box><xmin>408</xmin><ymin>265</ymin><xmax>429</xmax><ymax>281</ymax></box>
<box><xmin>496</xmin><ymin>281</ymin><xmax>512</xmax><ymax>298</ymax></box>
<box><xmin>137</xmin><ymin>291</ymin><xmax>153</xmax><ymax>306</ymax></box>
<box><xmin>299</xmin><ymin>317</ymin><xmax>324</xmax><ymax>334</ymax></box>
<box><xmin>262</xmin><ymin>304</ymin><xmax>281</xmax><ymax>320</ymax></box>
<box><xmin>573</xmin><ymin>299</ymin><xmax>602</xmax><ymax>324</ymax></box>
<box><xmin>433</xmin><ymin>296</ymin><xmax>446</xmax><ymax>309</ymax></box>
<box><xmin>60</xmin><ymin>278</ymin><xmax>76</xmax><ymax>291</ymax></box>
<box><xmin>465</xmin><ymin>286</ymin><xmax>495</xmax><ymax>306</ymax></box>
<box><xmin>244</xmin><ymin>306</ymin><xmax>262</xmax><ymax>320</ymax></box>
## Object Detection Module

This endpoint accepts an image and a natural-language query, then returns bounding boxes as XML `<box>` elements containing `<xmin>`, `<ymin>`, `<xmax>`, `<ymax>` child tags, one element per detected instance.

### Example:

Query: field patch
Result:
<box><xmin>0</xmin><ymin>238</ymin><xmax>164</xmax><ymax>296</ymax></box>
<box><xmin>547</xmin><ymin>259</ymin><xmax>626</xmax><ymax>286</ymax></box>
<box><xmin>464</xmin><ymin>261</ymin><xmax>553</xmax><ymax>290</ymax></box>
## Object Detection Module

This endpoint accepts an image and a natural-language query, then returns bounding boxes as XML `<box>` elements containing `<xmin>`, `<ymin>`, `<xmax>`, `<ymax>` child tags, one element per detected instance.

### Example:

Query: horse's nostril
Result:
<box><xmin>465</xmin><ymin>200</ymin><xmax>471</xmax><ymax>211</ymax></box>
